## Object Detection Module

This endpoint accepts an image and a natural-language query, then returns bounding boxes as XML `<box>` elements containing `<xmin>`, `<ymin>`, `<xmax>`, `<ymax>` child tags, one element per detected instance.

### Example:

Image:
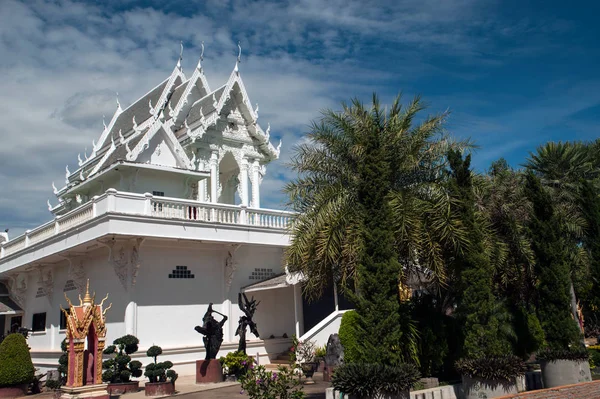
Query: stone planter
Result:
<box><xmin>196</xmin><ymin>359</ymin><xmax>223</xmax><ymax>383</ymax></box>
<box><xmin>462</xmin><ymin>375</ymin><xmax>518</xmax><ymax>399</ymax></box>
<box><xmin>301</xmin><ymin>362</ymin><xmax>317</xmax><ymax>385</ymax></box>
<box><xmin>0</xmin><ymin>385</ymin><xmax>28</xmax><ymax>399</ymax></box>
<box><xmin>107</xmin><ymin>381</ymin><xmax>139</xmax><ymax>395</ymax></box>
<box><xmin>144</xmin><ymin>381</ymin><xmax>174</xmax><ymax>397</ymax></box>
<box><xmin>540</xmin><ymin>359</ymin><xmax>592</xmax><ymax>388</ymax></box>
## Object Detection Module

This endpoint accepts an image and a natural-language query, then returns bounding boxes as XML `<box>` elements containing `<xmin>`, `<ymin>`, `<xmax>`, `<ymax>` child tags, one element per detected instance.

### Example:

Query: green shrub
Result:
<box><xmin>589</xmin><ymin>346</ymin><xmax>600</xmax><ymax>369</ymax></box>
<box><xmin>332</xmin><ymin>363</ymin><xmax>420</xmax><ymax>397</ymax></box>
<box><xmin>239</xmin><ymin>361</ymin><xmax>304</xmax><ymax>399</ymax></box>
<box><xmin>102</xmin><ymin>335</ymin><xmax>143</xmax><ymax>383</ymax></box>
<box><xmin>144</xmin><ymin>346</ymin><xmax>177</xmax><ymax>384</ymax></box>
<box><xmin>455</xmin><ymin>355</ymin><xmax>527</xmax><ymax>381</ymax></box>
<box><xmin>0</xmin><ymin>333</ymin><xmax>35</xmax><ymax>387</ymax></box>
<box><xmin>219</xmin><ymin>351</ymin><xmax>252</xmax><ymax>378</ymax></box>
<box><xmin>338</xmin><ymin>311</ymin><xmax>364</xmax><ymax>364</ymax></box>
<box><xmin>536</xmin><ymin>348</ymin><xmax>589</xmax><ymax>362</ymax></box>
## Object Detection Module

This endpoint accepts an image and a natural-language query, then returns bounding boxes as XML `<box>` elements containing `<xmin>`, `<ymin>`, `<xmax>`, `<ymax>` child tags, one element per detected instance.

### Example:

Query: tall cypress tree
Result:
<box><xmin>448</xmin><ymin>150</ymin><xmax>512</xmax><ymax>359</ymax></box>
<box><xmin>524</xmin><ymin>172</ymin><xmax>581</xmax><ymax>349</ymax></box>
<box><xmin>352</xmin><ymin>108</ymin><xmax>403</xmax><ymax>366</ymax></box>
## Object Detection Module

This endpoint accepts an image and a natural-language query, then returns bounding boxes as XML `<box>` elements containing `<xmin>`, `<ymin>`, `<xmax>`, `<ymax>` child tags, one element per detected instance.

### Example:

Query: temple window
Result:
<box><xmin>59</xmin><ymin>308</ymin><xmax>70</xmax><ymax>330</ymax></box>
<box><xmin>31</xmin><ymin>312</ymin><xmax>46</xmax><ymax>332</ymax></box>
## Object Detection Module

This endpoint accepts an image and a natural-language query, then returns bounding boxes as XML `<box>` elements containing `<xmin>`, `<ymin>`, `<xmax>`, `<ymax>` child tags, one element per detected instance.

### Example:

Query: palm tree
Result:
<box><xmin>284</xmin><ymin>93</ymin><xmax>471</xmax><ymax>302</ymax></box>
<box><xmin>524</xmin><ymin>141</ymin><xmax>596</xmax><ymax>343</ymax></box>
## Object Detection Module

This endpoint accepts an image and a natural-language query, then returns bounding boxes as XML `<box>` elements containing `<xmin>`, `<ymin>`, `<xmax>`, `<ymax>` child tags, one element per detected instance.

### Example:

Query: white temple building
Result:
<box><xmin>0</xmin><ymin>48</ymin><xmax>350</xmax><ymax>375</ymax></box>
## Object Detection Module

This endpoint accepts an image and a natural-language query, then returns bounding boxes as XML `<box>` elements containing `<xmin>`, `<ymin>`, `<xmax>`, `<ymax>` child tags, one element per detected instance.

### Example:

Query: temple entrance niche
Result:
<box><xmin>218</xmin><ymin>152</ymin><xmax>241</xmax><ymax>205</ymax></box>
<box><xmin>61</xmin><ymin>280</ymin><xmax>111</xmax><ymax>388</ymax></box>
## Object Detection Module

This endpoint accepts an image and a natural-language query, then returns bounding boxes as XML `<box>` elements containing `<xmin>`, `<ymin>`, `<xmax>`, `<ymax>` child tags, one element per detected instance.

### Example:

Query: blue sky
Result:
<box><xmin>0</xmin><ymin>0</ymin><xmax>599</xmax><ymax>235</ymax></box>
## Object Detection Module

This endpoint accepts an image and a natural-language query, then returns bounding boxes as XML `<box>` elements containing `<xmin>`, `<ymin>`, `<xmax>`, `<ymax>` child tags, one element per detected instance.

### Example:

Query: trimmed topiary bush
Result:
<box><xmin>455</xmin><ymin>355</ymin><xmax>527</xmax><ymax>382</ymax></box>
<box><xmin>332</xmin><ymin>363</ymin><xmax>420</xmax><ymax>397</ymax></box>
<box><xmin>144</xmin><ymin>346</ymin><xmax>177</xmax><ymax>384</ymax></box>
<box><xmin>338</xmin><ymin>311</ymin><xmax>363</xmax><ymax>364</ymax></box>
<box><xmin>0</xmin><ymin>333</ymin><xmax>35</xmax><ymax>387</ymax></box>
<box><xmin>102</xmin><ymin>335</ymin><xmax>143</xmax><ymax>383</ymax></box>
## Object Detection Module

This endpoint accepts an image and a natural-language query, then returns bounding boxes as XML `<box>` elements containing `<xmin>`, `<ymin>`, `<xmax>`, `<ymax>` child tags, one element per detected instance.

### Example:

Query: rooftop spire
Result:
<box><xmin>197</xmin><ymin>41</ymin><xmax>204</xmax><ymax>71</ymax></box>
<box><xmin>177</xmin><ymin>41</ymin><xmax>183</xmax><ymax>70</ymax></box>
<box><xmin>234</xmin><ymin>41</ymin><xmax>241</xmax><ymax>74</ymax></box>
<box><xmin>116</xmin><ymin>92</ymin><xmax>121</xmax><ymax>110</ymax></box>
<box><xmin>83</xmin><ymin>279</ymin><xmax>93</xmax><ymax>305</ymax></box>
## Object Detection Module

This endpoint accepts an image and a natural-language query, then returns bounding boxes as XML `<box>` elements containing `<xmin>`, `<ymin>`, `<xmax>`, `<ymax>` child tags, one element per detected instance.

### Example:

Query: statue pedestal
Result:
<box><xmin>196</xmin><ymin>360</ymin><xmax>223</xmax><ymax>383</ymax></box>
<box><xmin>61</xmin><ymin>384</ymin><xmax>109</xmax><ymax>399</ymax></box>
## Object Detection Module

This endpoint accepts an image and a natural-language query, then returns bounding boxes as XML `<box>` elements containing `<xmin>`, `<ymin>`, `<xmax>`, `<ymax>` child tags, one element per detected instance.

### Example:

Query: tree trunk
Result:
<box><xmin>569</xmin><ymin>280</ymin><xmax>585</xmax><ymax>346</ymax></box>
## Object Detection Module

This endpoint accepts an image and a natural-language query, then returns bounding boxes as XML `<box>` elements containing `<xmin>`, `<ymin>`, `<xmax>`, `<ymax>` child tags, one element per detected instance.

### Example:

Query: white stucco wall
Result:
<box><xmin>14</xmin><ymin>240</ymin><xmax>295</xmax><ymax>376</ymax></box>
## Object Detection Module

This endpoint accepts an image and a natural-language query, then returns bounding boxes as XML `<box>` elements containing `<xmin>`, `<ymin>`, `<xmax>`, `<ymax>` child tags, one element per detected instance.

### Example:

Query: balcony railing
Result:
<box><xmin>0</xmin><ymin>189</ymin><xmax>294</xmax><ymax>259</ymax></box>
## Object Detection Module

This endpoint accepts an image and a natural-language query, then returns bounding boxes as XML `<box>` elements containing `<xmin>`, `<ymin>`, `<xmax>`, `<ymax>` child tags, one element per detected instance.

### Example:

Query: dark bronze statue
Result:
<box><xmin>235</xmin><ymin>293</ymin><xmax>260</xmax><ymax>354</ymax></box>
<box><xmin>194</xmin><ymin>303</ymin><xmax>228</xmax><ymax>360</ymax></box>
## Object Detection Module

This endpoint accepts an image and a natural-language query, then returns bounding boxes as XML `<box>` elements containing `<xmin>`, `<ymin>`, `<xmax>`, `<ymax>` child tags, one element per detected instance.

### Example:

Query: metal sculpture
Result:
<box><xmin>235</xmin><ymin>292</ymin><xmax>259</xmax><ymax>354</ymax></box>
<box><xmin>194</xmin><ymin>303</ymin><xmax>228</xmax><ymax>359</ymax></box>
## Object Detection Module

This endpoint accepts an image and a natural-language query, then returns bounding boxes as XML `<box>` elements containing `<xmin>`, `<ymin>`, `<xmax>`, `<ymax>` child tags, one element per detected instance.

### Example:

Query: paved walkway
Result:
<box><xmin>175</xmin><ymin>372</ymin><xmax>329</xmax><ymax>399</ymax></box>
<box><xmin>30</xmin><ymin>372</ymin><xmax>330</xmax><ymax>399</ymax></box>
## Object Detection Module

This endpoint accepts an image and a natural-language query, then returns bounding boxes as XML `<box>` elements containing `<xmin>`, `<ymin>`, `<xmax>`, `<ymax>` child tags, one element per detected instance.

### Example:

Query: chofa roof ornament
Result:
<box><xmin>177</xmin><ymin>41</ymin><xmax>183</xmax><ymax>70</ymax></box>
<box><xmin>234</xmin><ymin>41</ymin><xmax>241</xmax><ymax>74</ymax></box>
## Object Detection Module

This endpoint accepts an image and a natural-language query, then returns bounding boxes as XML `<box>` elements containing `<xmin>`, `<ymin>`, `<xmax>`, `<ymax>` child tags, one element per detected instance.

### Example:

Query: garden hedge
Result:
<box><xmin>0</xmin><ymin>333</ymin><xmax>35</xmax><ymax>387</ymax></box>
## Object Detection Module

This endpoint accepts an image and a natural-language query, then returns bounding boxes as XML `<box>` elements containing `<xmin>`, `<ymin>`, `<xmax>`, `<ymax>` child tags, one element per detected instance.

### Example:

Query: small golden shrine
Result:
<box><xmin>61</xmin><ymin>280</ymin><xmax>111</xmax><ymax>388</ymax></box>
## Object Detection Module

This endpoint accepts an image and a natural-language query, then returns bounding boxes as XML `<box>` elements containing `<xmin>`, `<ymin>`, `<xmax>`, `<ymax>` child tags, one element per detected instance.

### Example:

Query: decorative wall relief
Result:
<box><xmin>106</xmin><ymin>237</ymin><xmax>144</xmax><ymax>290</ymax></box>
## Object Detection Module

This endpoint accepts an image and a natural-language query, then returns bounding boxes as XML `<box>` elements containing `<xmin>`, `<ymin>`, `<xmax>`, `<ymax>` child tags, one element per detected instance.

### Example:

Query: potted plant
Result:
<box><xmin>295</xmin><ymin>339</ymin><xmax>317</xmax><ymax>384</ymax></box>
<box><xmin>143</xmin><ymin>345</ymin><xmax>178</xmax><ymax>397</ymax></box>
<box><xmin>314</xmin><ymin>345</ymin><xmax>327</xmax><ymax>371</ymax></box>
<box><xmin>537</xmin><ymin>348</ymin><xmax>591</xmax><ymax>388</ymax></box>
<box><xmin>102</xmin><ymin>335</ymin><xmax>143</xmax><ymax>395</ymax></box>
<box><xmin>456</xmin><ymin>355</ymin><xmax>527</xmax><ymax>399</ymax></box>
<box><xmin>219</xmin><ymin>351</ymin><xmax>252</xmax><ymax>381</ymax></box>
<box><xmin>0</xmin><ymin>333</ymin><xmax>35</xmax><ymax>398</ymax></box>
<box><xmin>332</xmin><ymin>363</ymin><xmax>420</xmax><ymax>399</ymax></box>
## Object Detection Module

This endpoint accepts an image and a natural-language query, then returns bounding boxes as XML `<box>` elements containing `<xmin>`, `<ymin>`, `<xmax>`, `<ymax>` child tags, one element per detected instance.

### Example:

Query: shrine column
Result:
<box><xmin>209</xmin><ymin>151</ymin><xmax>219</xmax><ymax>203</ymax></box>
<box><xmin>240</xmin><ymin>158</ymin><xmax>249</xmax><ymax>207</ymax></box>
<box><xmin>251</xmin><ymin>159</ymin><xmax>261</xmax><ymax>208</ymax></box>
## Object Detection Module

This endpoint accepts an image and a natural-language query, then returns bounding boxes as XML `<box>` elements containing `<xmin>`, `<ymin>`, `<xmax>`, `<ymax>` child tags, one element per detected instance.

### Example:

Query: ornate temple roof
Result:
<box><xmin>53</xmin><ymin>45</ymin><xmax>281</xmax><ymax>206</ymax></box>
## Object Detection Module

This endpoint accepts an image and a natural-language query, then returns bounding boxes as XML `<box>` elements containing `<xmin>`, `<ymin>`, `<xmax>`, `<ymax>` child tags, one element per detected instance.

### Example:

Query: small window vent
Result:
<box><xmin>169</xmin><ymin>266</ymin><xmax>195</xmax><ymax>279</ymax></box>
<box><xmin>249</xmin><ymin>268</ymin><xmax>276</xmax><ymax>281</ymax></box>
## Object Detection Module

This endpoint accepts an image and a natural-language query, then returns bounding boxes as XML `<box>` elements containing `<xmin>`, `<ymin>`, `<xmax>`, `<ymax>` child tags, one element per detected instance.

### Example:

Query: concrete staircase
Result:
<box><xmin>264</xmin><ymin>352</ymin><xmax>293</xmax><ymax>370</ymax></box>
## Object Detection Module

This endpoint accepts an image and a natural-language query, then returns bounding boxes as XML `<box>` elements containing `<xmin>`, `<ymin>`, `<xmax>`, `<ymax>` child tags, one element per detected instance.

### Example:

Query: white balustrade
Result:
<box><xmin>1</xmin><ymin>190</ymin><xmax>293</xmax><ymax>259</ymax></box>
<box><xmin>3</xmin><ymin>236</ymin><xmax>26</xmax><ymax>257</ymax></box>
<box><xmin>27</xmin><ymin>222</ymin><xmax>56</xmax><ymax>246</ymax></box>
<box><xmin>58</xmin><ymin>203</ymin><xmax>94</xmax><ymax>231</ymax></box>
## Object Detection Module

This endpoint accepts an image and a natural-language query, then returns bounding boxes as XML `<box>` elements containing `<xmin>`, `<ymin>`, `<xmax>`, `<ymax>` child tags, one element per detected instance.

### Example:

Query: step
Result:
<box><xmin>270</xmin><ymin>359</ymin><xmax>292</xmax><ymax>365</ymax></box>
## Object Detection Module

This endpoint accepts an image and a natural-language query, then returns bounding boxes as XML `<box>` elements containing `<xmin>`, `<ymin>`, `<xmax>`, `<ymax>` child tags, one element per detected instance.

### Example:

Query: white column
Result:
<box><xmin>209</xmin><ymin>151</ymin><xmax>219</xmax><ymax>203</ymax></box>
<box><xmin>293</xmin><ymin>284</ymin><xmax>304</xmax><ymax>338</ymax></box>
<box><xmin>240</xmin><ymin>158</ymin><xmax>249</xmax><ymax>207</ymax></box>
<box><xmin>198</xmin><ymin>179</ymin><xmax>206</xmax><ymax>202</ymax></box>
<box><xmin>251</xmin><ymin>160</ymin><xmax>261</xmax><ymax>208</ymax></box>
<box><xmin>125</xmin><ymin>301</ymin><xmax>138</xmax><ymax>336</ymax></box>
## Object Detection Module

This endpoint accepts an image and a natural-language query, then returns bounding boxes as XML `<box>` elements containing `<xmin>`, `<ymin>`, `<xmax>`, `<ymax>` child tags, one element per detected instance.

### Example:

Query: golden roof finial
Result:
<box><xmin>83</xmin><ymin>279</ymin><xmax>93</xmax><ymax>305</ymax></box>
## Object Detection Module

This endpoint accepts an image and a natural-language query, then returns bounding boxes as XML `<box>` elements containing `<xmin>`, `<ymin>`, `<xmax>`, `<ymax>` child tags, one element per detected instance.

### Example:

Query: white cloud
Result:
<box><xmin>0</xmin><ymin>0</ymin><xmax>585</xmax><ymax>236</ymax></box>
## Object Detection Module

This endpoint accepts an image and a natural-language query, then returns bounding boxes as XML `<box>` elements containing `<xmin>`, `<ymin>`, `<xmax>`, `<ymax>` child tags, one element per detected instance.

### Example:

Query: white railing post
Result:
<box><xmin>1</xmin><ymin>245</ymin><xmax>4</xmax><ymax>258</ymax></box>
<box><xmin>106</xmin><ymin>188</ymin><xmax>117</xmax><ymax>212</ymax></box>
<box><xmin>144</xmin><ymin>193</ymin><xmax>153</xmax><ymax>215</ymax></box>
<box><xmin>24</xmin><ymin>230</ymin><xmax>30</xmax><ymax>247</ymax></box>
<box><xmin>54</xmin><ymin>217</ymin><xmax>60</xmax><ymax>235</ymax></box>
<box><xmin>240</xmin><ymin>205</ymin><xmax>247</xmax><ymax>224</ymax></box>
<box><xmin>91</xmin><ymin>196</ymin><xmax>98</xmax><ymax>217</ymax></box>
